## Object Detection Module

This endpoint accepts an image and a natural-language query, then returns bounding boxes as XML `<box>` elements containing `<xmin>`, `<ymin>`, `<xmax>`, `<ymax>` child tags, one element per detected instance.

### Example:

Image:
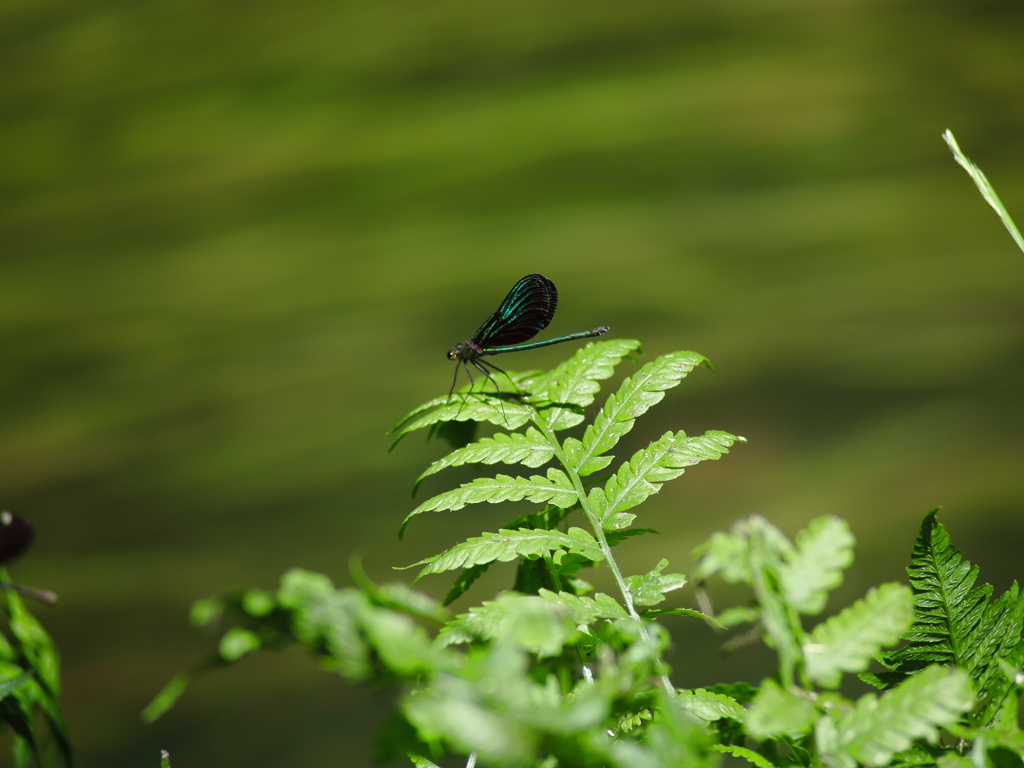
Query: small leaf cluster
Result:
<box><xmin>695</xmin><ymin>515</ymin><xmax>979</xmax><ymax>768</ymax></box>
<box><xmin>0</xmin><ymin>574</ymin><xmax>71</xmax><ymax>768</ymax></box>
<box><xmin>145</xmin><ymin>565</ymin><xmax>721</xmax><ymax>768</ymax></box>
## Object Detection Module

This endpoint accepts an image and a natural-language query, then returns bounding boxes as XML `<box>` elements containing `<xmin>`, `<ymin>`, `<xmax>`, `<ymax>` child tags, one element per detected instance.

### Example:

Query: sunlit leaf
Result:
<box><xmin>590</xmin><ymin>430</ymin><xmax>739</xmax><ymax>527</ymax></box>
<box><xmin>804</xmin><ymin>583</ymin><xmax>913</xmax><ymax>689</ymax></box>
<box><xmin>437</xmin><ymin>592</ymin><xmax>577</xmax><ymax>656</ymax></box>
<box><xmin>821</xmin><ymin>665</ymin><xmax>974</xmax><ymax>767</ymax></box>
<box><xmin>714</xmin><ymin>745</ymin><xmax>778</xmax><ymax>768</ymax></box>
<box><xmin>0</xmin><ymin>672</ymin><xmax>31</xmax><ymax>703</ymax></box>
<box><xmin>536</xmin><ymin>589</ymin><xmax>628</xmax><ymax>623</ymax></box>
<box><xmin>779</xmin><ymin>516</ymin><xmax>855</xmax><ymax>615</ymax></box>
<box><xmin>694</xmin><ymin>516</ymin><xmax>793</xmax><ymax>584</ymax></box>
<box><xmin>414</xmin><ymin>427</ymin><xmax>555</xmax><ymax>492</ymax></box>
<box><xmin>534</xmin><ymin>339</ymin><xmax>640</xmax><ymax>431</ymax></box>
<box><xmin>745</xmin><ymin>679</ymin><xmax>817</xmax><ymax>739</ymax></box>
<box><xmin>390</xmin><ymin>398</ymin><xmax>531</xmax><ymax>449</ymax></box>
<box><xmin>408</xmin><ymin>527</ymin><xmax>603</xmax><ymax>581</ymax></box>
<box><xmin>626</xmin><ymin>559</ymin><xmax>687</xmax><ymax>607</ymax></box>
<box><xmin>401</xmin><ymin>469</ymin><xmax>577</xmax><ymax>538</ymax></box>
<box><xmin>677</xmin><ymin>688</ymin><xmax>745</xmax><ymax>722</ymax></box>
<box><xmin>573</xmin><ymin>351</ymin><xmax>709</xmax><ymax>475</ymax></box>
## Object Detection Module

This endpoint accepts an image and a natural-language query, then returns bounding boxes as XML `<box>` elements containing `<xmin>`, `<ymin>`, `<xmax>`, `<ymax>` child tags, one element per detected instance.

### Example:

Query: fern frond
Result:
<box><xmin>390</xmin><ymin>398</ymin><xmax>532</xmax><ymax>448</ymax></box>
<box><xmin>745</xmin><ymin>678</ymin><xmax>817</xmax><ymax>739</ymax></box>
<box><xmin>878</xmin><ymin>512</ymin><xmax>1024</xmax><ymax>699</ymax></box>
<box><xmin>400</xmin><ymin>468</ymin><xmax>577</xmax><ymax>538</ymax></box>
<box><xmin>972</xmin><ymin>640</ymin><xmax>1024</xmax><ymax>731</ymax></box>
<box><xmin>819</xmin><ymin>665</ymin><xmax>973</xmax><ymax>768</ymax></box>
<box><xmin>779</xmin><ymin>516</ymin><xmax>855</xmax><ymax>615</ymax></box>
<box><xmin>440</xmin><ymin>505</ymin><xmax>577</xmax><ymax>606</ymax></box>
<box><xmin>589</xmin><ymin>430</ymin><xmax>739</xmax><ymax>529</ymax></box>
<box><xmin>677</xmin><ymin>688</ymin><xmax>745</xmax><ymax>722</ymax></box>
<box><xmin>408</xmin><ymin>528</ymin><xmax>603</xmax><ymax>581</ymax></box>
<box><xmin>570</xmin><ymin>351</ymin><xmax>709</xmax><ymax>475</ymax></box>
<box><xmin>391</xmin><ymin>395</ymin><xmax>449</xmax><ymax>433</ymax></box>
<box><xmin>713</xmin><ymin>745</ymin><xmax>778</xmax><ymax>768</ymax></box>
<box><xmin>437</xmin><ymin>592</ymin><xmax>576</xmax><ymax>656</ymax></box>
<box><xmin>804</xmin><ymin>583</ymin><xmax>913</xmax><ymax>689</ymax></box>
<box><xmin>536</xmin><ymin>589</ymin><xmax>629</xmax><ymax>623</ymax></box>
<box><xmin>414</xmin><ymin>427</ymin><xmax>554</xmax><ymax>493</ymax></box>
<box><xmin>533</xmin><ymin>339</ymin><xmax>640</xmax><ymax>431</ymax></box>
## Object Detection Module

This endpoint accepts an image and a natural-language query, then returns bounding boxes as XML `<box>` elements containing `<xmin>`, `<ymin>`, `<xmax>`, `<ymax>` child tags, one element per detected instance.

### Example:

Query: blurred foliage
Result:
<box><xmin>0</xmin><ymin>577</ymin><xmax>71</xmax><ymax>768</ymax></box>
<box><xmin>1</xmin><ymin>0</ymin><xmax>1023</xmax><ymax>766</ymax></box>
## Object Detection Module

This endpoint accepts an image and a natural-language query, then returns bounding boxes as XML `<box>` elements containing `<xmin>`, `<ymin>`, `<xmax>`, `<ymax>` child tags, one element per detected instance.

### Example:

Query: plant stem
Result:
<box><xmin>533</xmin><ymin>415</ymin><xmax>677</xmax><ymax>697</ymax></box>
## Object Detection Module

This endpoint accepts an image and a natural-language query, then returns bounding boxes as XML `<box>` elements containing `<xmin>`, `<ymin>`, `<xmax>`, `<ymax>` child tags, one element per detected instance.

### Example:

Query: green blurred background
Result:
<box><xmin>2</xmin><ymin>0</ymin><xmax>1024</xmax><ymax>765</ymax></box>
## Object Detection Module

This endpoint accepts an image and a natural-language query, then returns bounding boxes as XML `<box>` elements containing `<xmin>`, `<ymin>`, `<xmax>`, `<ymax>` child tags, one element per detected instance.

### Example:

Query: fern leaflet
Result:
<box><xmin>407</xmin><ymin>527</ymin><xmax>603</xmax><ymax>581</ymax></box>
<box><xmin>803</xmin><ymin>583</ymin><xmax>913</xmax><ymax>689</ymax></box>
<box><xmin>571</xmin><ymin>351</ymin><xmax>709</xmax><ymax>475</ymax></box>
<box><xmin>534</xmin><ymin>339</ymin><xmax>640</xmax><ymax>431</ymax></box>
<box><xmin>414</xmin><ymin>427</ymin><xmax>554</xmax><ymax>492</ymax></box>
<box><xmin>589</xmin><ymin>430</ymin><xmax>739</xmax><ymax>528</ymax></box>
<box><xmin>400</xmin><ymin>468</ymin><xmax>577</xmax><ymax>537</ymax></box>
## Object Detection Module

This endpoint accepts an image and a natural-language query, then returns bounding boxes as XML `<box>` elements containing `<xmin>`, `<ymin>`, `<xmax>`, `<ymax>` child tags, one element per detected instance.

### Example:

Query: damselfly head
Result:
<box><xmin>446</xmin><ymin>343</ymin><xmax>464</xmax><ymax>360</ymax></box>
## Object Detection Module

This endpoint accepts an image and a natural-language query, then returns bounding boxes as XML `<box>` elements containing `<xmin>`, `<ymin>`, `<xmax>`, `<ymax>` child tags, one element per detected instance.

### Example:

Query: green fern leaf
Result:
<box><xmin>414</xmin><ymin>427</ymin><xmax>555</xmax><ymax>492</ymax></box>
<box><xmin>536</xmin><ymin>589</ymin><xmax>629</xmax><ymax>623</ymax></box>
<box><xmin>717</xmin><ymin>606</ymin><xmax>760</xmax><ymax>628</ymax></box>
<box><xmin>640</xmin><ymin>608</ymin><xmax>720</xmax><ymax>627</ymax></box>
<box><xmin>534</xmin><ymin>339</ymin><xmax>641</xmax><ymax>431</ymax></box>
<box><xmin>590</xmin><ymin>430</ymin><xmax>739</xmax><ymax>529</ymax></box>
<box><xmin>400</xmin><ymin>468</ymin><xmax>577</xmax><ymax>538</ymax></box>
<box><xmin>745</xmin><ymin>678</ymin><xmax>818</xmax><ymax>739</ymax></box>
<box><xmin>713</xmin><ymin>745</ymin><xmax>778</xmax><ymax>768</ymax></box>
<box><xmin>606</xmin><ymin>528</ymin><xmax>659</xmax><ymax>547</ymax></box>
<box><xmin>626</xmin><ymin>559</ymin><xmax>687</xmax><ymax>606</ymax></box>
<box><xmin>779</xmin><ymin>516</ymin><xmax>855</xmax><ymax>615</ymax></box>
<box><xmin>390</xmin><ymin>395</ymin><xmax>448</xmax><ymax>434</ymax></box>
<box><xmin>694</xmin><ymin>529</ymin><xmax>754</xmax><ymax>584</ymax></box>
<box><xmin>821</xmin><ymin>665</ymin><xmax>973</xmax><ymax>768</ymax></box>
<box><xmin>0</xmin><ymin>671</ymin><xmax>31</xmax><ymax>703</ymax></box>
<box><xmin>677</xmin><ymin>688</ymin><xmax>745</xmax><ymax>722</ymax></box>
<box><xmin>804</xmin><ymin>583</ymin><xmax>914</xmax><ymax>689</ymax></box>
<box><xmin>972</xmin><ymin>641</ymin><xmax>1024</xmax><ymax>731</ymax></box>
<box><xmin>437</xmin><ymin>592</ymin><xmax>576</xmax><ymax>656</ymax></box>
<box><xmin>879</xmin><ymin>511</ymin><xmax>1024</xmax><ymax>700</ymax></box>
<box><xmin>562</xmin><ymin>437</ymin><xmax>614</xmax><ymax>476</ymax></box>
<box><xmin>440</xmin><ymin>505</ymin><xmax>577</xmax><ymax>606</ymax></box>
<box><xmin>571</xmin><ymin>351</ymin><xmax>709</xmax><ymax>475</ymax></box>
<box><xmin>408</xmin><ymin>527</ymin><xmax>603</xmax><ymax>581</ymax></box>
<box><xmin>615</xmin><ymin>709</ymin><xmax>653</xmax><ymax>734</ymax></box>
<box><xmin>390</xmin><ymin>398</ymin><xmax>532</xmax><ymax>448</ymax></box>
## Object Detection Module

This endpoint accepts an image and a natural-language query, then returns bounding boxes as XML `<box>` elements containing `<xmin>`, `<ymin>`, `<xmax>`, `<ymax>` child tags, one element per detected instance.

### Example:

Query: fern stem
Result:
<box><xmin>532</xmin><ymin>415</ymin><xmax>677</xmax><ymax>698</ymax></box>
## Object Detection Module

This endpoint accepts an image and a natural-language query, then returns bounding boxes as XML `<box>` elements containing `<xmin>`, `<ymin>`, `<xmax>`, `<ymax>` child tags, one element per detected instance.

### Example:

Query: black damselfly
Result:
<box><xmin>447</xmin><ymin>273</ymin><xmax>609</xmax><ymax>402</ymax></box>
